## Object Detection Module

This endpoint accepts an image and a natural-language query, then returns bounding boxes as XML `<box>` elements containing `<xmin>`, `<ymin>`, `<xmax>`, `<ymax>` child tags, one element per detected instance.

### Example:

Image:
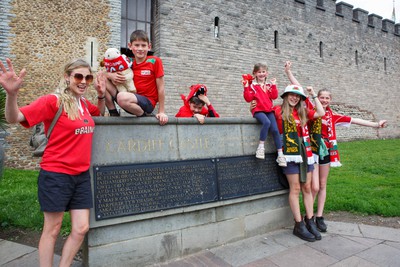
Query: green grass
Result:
<box><xmin>0</xmin><ymin>168</ymin><xmax>71</xmax><ymax>235</ymax></box>
<box><xmin>0</xmin><ymin>139</ymin><xmax>399</xmax><ymax>235</ymax></box>
<box><xmin>324</xmin><ymin>139</ymin><xmax>400</xmax><ymax>217</ymax></box>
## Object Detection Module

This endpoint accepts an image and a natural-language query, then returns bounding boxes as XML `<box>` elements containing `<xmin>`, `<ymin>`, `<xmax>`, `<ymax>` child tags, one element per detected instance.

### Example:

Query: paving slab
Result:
<box><xmin>327</xmin><ymin>221</ymin><xmax>363</xmax><ymax>237</ymax></box>
<box><xmin>0</xmin><ymin>239</ymin><xmax>36</xmax><ymax>266</ymax></box>
<box><xmin>359</xmin><ymin>224</ymin><xmax>400</xmax><ymax>242</ymax></box>
<box><xmin>329</xmin><ymin>256</ymin><xmax>379</xmax><ymax>267</ymax></box>
<box><xmin>209</xmin><ymin>233</ymin><xmax>287</xmax><ymax>266</ymax></box>
<box><xmin>356</xmin><ymin>243</ymin><xmax>400</xmax><ymax>267</ymax></box>
<box><xmin>267</xmin><ymin>244</ymin><xmax>338</xmax><ymax>267</ymax></box>
<box><xmin>307</xmin><ymin>234</ymin><xmax>369</xmax><ymax>260</ymax></box>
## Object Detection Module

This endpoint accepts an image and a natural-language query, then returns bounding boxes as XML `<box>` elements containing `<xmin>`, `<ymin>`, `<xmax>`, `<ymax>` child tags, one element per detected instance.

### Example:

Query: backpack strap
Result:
<box><xmin>46</xmin><ymin>104</ymin><xmax>63</xmax><ymax>139</ymax></box>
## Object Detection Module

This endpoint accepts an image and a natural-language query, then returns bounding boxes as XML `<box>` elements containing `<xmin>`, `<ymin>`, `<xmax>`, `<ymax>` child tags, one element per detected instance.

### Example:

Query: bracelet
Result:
<box><xmin>97</xmin><ymin>96</ymin><xmax>106</xmax><ymax>100</ymax></box>
<box><xmin>312</xmin><ymin>95</ymin><xmax>317</xmax><ymax>99</ymax></box>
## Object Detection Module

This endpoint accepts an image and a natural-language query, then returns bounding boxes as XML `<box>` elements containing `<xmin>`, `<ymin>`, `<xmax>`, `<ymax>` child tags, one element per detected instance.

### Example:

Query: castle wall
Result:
<box><xmin>1</xmin><ymin>0</ymin><xmax>399</xmax><ymax>169</ymax></box>
<box><xmin>160</xmin><ymin>0</ymin><xmax>399</xmax><ymax>139</ymax></box>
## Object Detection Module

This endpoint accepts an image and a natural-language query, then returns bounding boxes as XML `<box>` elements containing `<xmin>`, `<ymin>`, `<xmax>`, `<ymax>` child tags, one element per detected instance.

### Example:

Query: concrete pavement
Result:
<box><xmin>1</xmin><ymin>220</ymin><xmax>400</xmax><ymax>267</ymax></box>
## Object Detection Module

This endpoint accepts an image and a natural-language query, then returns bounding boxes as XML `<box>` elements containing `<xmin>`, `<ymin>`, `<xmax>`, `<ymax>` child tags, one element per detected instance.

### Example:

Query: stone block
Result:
<box><xmin>87</xmin><ymin>231</ymin><xmax>182</xmax><ymax>267</ymax></box>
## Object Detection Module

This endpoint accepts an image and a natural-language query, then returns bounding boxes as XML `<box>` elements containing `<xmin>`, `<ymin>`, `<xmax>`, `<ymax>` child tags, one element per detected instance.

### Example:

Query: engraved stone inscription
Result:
<box><xmin>217</xmin><ymin>155</ymin><xmax>285</xmax><ymax>200</ymax></box>
<box><xmin>94</xmin><ymin>159</ymin><xmax>218</xmax><ymax>220</ymax></box>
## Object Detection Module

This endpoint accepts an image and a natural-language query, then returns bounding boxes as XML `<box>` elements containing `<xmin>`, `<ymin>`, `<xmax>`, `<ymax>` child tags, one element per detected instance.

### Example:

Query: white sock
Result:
<box><xmin>258</xmin><ymin>144</ymin><xmax>264</xmax><ymax>149</ymax></box>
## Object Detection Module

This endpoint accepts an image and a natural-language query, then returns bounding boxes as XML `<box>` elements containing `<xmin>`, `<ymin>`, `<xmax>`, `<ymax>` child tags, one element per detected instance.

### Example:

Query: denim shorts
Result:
<box><xmin>38</xmin><ymin>169</ymin><xmax>93</xmax><ymax>212</ymax></box>
<box><xmin>281</xmin><ymin>161</ymin><xmax>314</xmax><ymax>175</ymax></box>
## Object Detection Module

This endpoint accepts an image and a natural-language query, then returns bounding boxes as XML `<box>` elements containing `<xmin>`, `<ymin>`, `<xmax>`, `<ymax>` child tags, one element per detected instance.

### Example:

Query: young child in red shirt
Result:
<box><xmin>175</xmin><ymin>84</ymin><xmax>219</xmax><ymax>124</ymax></box>
<box><xmin>104</xmin><ymin>30</ymin><xmax>168</xmax><ymax>125</ymax></box>
<box><xmin>242</xmin><ymin>63</ymin><xmax>286</xmax><ymax>166</ymax></box>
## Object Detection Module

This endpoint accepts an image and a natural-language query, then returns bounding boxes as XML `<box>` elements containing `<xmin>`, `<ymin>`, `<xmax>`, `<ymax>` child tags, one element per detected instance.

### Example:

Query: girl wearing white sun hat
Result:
<box><xmin>273</xmin><ymin>63</ymin><xmax>325</xmax><ymax>242</ymax></box>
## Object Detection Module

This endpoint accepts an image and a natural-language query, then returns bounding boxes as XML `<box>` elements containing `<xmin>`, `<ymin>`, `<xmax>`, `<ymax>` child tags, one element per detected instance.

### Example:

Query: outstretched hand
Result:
<box><xmin>378</xmin><ymin>120</ymin><xmax>387</xmax><ymax>128</ymax></box>
<box><xmin>0</xmin><ymin>58</ymin><xmax>26</xmax><ymax>96</ymax></box>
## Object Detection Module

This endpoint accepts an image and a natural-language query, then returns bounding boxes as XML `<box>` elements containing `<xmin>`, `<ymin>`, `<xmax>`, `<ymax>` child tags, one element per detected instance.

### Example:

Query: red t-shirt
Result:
<box><xmin>20</xmin><ymin>94</ymin><xmax>100</xmax><ymax>175</ymax></box>
<box><xmin>133</xmin><ymin>56</ymin><xmax>164</xmax><ymax>107</ymax></box>
<box><xmin>274</xmin><ymin>105</ymin><xmax>316</xmax><ymax>137</ymax></box>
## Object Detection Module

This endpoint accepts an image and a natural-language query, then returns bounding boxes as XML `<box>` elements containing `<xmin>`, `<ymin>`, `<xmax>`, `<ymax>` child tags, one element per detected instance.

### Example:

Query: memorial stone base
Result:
<box><xmin>84</xmin><ymin>117</ymin><xmax>292</xmax><ymax>267</ymax></box>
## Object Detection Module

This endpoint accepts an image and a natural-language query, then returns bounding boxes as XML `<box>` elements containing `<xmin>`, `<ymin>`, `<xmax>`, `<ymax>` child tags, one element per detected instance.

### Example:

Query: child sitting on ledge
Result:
<box><xmin>175</xmin><ymin>84</ymin><xmax>219</xmax><ymax>124</ymax></box>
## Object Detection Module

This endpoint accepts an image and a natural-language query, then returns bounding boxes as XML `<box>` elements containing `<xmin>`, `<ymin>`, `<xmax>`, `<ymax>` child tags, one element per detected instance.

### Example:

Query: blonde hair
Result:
<box><xmin>281</xmin><ymin>95</ymin><xmax>308</xmax><ymax>127</ymax></box>
<box><xmin>57</xmin><ymin>59</ymin><xmax>92</xmax><ymax>120</ymax></box>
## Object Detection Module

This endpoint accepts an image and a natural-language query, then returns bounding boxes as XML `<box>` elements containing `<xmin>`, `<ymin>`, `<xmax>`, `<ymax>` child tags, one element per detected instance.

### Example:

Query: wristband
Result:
<box><xmin>97</xmin><ymin>96</ymin><xmax>106</xmax><ymax>100</ymax></box>
<box><xmin>312</xmin><ymin>95</ymin><xmax>317</xmax><ymax>99</ymax></box>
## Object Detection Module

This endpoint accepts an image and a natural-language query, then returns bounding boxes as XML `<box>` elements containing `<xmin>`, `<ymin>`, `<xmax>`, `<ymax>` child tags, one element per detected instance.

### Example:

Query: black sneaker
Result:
<box><xmin>316</xmin><ymin>216</ymin><xmax>327</xmax><ymax>232</ymax></box>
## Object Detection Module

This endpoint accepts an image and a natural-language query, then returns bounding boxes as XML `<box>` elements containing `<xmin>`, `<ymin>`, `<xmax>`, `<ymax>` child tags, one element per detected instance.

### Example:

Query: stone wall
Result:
<box><xmin>1</xmin><ymin>0</ymin><xmax>399</xmax><ymax>169</ymax></box>
<box><xmin>1</xmin><ymin>0</ymin><xmax>112</xmax><ymax>169</ymax></box>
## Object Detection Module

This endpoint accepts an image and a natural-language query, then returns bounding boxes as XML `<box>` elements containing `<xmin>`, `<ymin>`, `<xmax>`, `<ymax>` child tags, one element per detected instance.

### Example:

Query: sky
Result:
<box><xmin>337</xmin><ymin>0</ymin><xmax>399</xmax><ymax>22</ymax></box>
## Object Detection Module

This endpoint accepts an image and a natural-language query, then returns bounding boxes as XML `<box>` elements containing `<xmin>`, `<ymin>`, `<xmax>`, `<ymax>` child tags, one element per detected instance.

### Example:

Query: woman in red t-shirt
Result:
<box><xmin>0</xmin><ymin>58</ymin><xmax>105</xmax><ymax>266</ymax></box>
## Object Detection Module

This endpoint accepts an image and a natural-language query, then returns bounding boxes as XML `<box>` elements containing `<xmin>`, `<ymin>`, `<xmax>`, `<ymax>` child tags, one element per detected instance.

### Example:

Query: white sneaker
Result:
<box><xmin>276</xmin><ymin>155</ymin><xmax>287</xmax><ymax>167</ymax></box>
<box><xmin>256</xmin><ymin>147</ymin><xmax>265</xmax><ymax>159</ymax></box>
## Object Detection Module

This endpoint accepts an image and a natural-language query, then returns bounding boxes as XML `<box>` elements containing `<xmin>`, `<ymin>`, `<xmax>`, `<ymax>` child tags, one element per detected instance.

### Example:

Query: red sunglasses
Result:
<box><xmin>72</xmin><ymin>73</ymin><xmax>94</xmax><ymax>84</ymax></box>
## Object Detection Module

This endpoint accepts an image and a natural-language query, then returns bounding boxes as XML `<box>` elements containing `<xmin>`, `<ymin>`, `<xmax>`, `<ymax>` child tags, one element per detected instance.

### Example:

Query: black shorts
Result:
<box><xmin>114</xmin><ymin>92</ymin><xmax>154</xmax><ymax>114</ymax></box>
<box><xmin>315</xmin><ymin>154</ymin><xmax>330</xmax><ymax>165</ymax></box>
<box><xmin>38</xmin><ymin>169</ymin><xmax>93</xmax><ymax>212</ymax></box>
<box><xmin>282</xmin><ymin>161</ymin><xmax>314</xmax><ymax>175</ymax></box>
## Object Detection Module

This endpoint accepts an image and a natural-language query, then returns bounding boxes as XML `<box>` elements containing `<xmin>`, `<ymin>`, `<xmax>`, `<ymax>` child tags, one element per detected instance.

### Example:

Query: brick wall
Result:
<box><xmin>1</xmin><ymin>0</ymin><xmax>399</xmax><ymax>169</ymax></box>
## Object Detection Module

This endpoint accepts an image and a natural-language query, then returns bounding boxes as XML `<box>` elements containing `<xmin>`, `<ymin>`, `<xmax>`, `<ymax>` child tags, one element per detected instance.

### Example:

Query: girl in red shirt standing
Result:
<box><xmin>243</xmin><ymin>63</ymin><xmax>286</xmax><ymax>167</ymax></box>
<box><xmin>0</xmin><ymin>58</ymin><xmax>105</xmax><ymax>267</ymax></box>
<box><xmin>309</xmin><ymin>89</ymin><xmax>387</xmax><ymax>233</ymax></box>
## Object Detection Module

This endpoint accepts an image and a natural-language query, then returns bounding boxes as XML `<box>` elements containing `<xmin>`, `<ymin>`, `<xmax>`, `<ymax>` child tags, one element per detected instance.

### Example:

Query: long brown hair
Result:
<box><xmin>281</xmin><ymin>94</ymin><xmax>308</xmax><ymax>127</ymax></box>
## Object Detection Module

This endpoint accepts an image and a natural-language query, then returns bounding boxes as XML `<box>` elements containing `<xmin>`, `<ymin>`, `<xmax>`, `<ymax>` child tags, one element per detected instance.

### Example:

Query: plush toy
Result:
<box><xmin>242</xmin><ymin>74</ymin><xmax>254</xmax><ymax>86</ymax></box>
<box><xmin>102</xmin><ymin>48</ymin><xmax>136</xmax><ymax>93</ymax></box>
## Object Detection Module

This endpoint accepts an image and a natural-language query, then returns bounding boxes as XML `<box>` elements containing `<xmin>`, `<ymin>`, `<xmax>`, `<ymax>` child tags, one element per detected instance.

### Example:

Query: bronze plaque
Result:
<box><xmin>93</xmin><ymin>155</ymin><xmax>286</xmax><ymax>220</ymax></box>
<box><xmin>93</xmin><ymin>159</ymin><xmax>218</xmax><ymax>220</ymax></box>
<box><xmin>217</xmin><ymin>155</ymin><xmax>286</xmax><ymax>200</ymax></box>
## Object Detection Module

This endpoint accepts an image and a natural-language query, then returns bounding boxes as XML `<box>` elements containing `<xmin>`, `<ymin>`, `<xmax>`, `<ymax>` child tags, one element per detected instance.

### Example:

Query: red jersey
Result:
<box><xmin>321</xmin><ymin>112</ymin><xmax>352</xmax><ymax>138</ymax></box>
<box><xmin>274</xmin><ymin>105</ymin><xmax>316</xmax><ymax>137</ymax></box>
<box><xmin>133</xmin><ymin>56</ymin><xmax>164</xmax><ymax>107</ymax></box>
<box><xmin>243</xmin><ymin>83</ymin><xmax>278</xmax><ymax>115</ymax></box>
<box><xmin>20</xmin><ymin>94</ymin><xmax>100</xmax><ymax>175</ymax></box>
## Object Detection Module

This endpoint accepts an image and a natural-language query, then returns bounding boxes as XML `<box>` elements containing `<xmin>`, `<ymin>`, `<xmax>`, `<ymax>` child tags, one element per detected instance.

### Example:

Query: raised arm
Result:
<box><xmin>0</xmin><ymin>58</ymin><xmax>26</xmax><ymax>123</ymax></box>
<box><xmin>306</xmin><ymin>86</ymin><xmax>324</xmax><ymax>118</ymax></box>
<box><xmin>284</xmin><ymin>61</ymin><xmax>301</xmax><ymax>86</ymax></box>
<box><xmin>94</xmin><ymin>72</ymin><xmax>106</xmax><ymax>116</ymax></box>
